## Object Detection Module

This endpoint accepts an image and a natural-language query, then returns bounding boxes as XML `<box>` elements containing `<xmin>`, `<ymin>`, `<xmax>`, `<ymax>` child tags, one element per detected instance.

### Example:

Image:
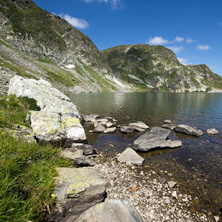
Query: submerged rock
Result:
<box><xmin>76</xmin><ymin>199</ymin><xmax>144</xmax><ymax>222</ymax></box>
<box><xmin>117</xmin><ymin>148</ymin><xmax>144</xmax><ymax>166</ymax></box>
<box><xmin>175</xmin><ymin>124</ymin><xmax>203</xmax><ymax>137</ymax></box>
<box><xmin>119</xmin><ymin>125</ymin><xmax>135</xmax><ymax>134</ymax></box>
<box><xmin>8</xmin><ymin>76</ymin><xmax>86</xmax><ymax>146</ymax></box>
<box><xmin>206</xmin><ymin>128</ymin><xmax>219</xmax><ymax>135</ymax></box>
<box><xmin>50</xmin><ymin>167</ymin><xmax>106</xmax><ymax>222</ymax></box>
<box><xmin>134</xmin><ymin>127</ymin><xmax>182</xmax><ymax>151</ymax></box>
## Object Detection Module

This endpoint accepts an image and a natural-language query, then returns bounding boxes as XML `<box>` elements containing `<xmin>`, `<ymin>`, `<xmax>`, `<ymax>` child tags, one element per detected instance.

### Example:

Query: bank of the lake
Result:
<box><xmin>67</xmin><ymin>92</ymin><xmax>222</xmax><ymax>218</ymax></box>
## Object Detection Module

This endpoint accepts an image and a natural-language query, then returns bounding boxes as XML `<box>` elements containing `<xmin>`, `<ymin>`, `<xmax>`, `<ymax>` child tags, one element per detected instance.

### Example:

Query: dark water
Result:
<box><xmin>68</xmin><ymin>92</ymin><xmax>222</xmax><ymax>216</ymax></box>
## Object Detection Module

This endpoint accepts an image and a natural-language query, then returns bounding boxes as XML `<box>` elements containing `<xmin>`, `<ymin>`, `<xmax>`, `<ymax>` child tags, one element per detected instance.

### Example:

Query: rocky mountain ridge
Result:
<box><xmin>0</xmin><ymin>0</ymin><xmax>222</xmax><ymax>93</ymax></box>
<box><xmin>102</xmin><ymin>44</ymin><xmax>222</xmax><ymax>92</ymax></box>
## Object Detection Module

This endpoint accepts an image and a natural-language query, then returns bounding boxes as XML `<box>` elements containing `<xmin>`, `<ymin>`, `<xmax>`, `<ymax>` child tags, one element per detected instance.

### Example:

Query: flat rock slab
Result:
<box><xmin>129</xmin><ymin>121</ymin><xmax>149</xmax><ymax>130</ymax></box>
<box><xmin>134</xmin><ymin>127</ymin><xmax>182</xmax><ymax>152</ymax></box>
<box><xmin>61</xmin><ymin>150</ymin><xmax>96</xmax><ymax>166</ymax></box>
<box><xmin>104</xmin><ymin>127</ymin><xmax>116</xmax><ymax>134</ymax></box>
<box><xmin>120</xmin><ymin>125</ymin><xmax>135</xmax><ymax>134</ymax></box>
<box><xmin>94</xmin><ymin>122</ymin><xmax>105</xmax><ymax>133</ymax></box>
<box><xmin>117</xmin><ymin>148</ymin><xmax>144</xmax><ymax>166</ymax></box>
<box><xmin>134</xmin><ymin>127</ymin><xmax>171</xmax><ymax>146</ymax></box>
<box><xmin>175</xmin><ymin>124</ymin><xmax>203</xmax><ymax>137</ymax></box>
<box><xmin>134</xmin><ymin>140</ymin><xmax>182</xmax><ymax>152</ymax></box>
<box><xmin>76</xmin><ymin>199</ymin><xmax>144</xmax><ymax>222</ymax></box>
<box><xmin>50</xmin><ymin>167</ymin><xmax>106</xmax><ymax>222</ymax></box>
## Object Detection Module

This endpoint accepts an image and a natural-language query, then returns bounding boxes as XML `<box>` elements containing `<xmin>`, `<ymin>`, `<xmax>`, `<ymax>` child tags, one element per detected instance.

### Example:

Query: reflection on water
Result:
<box><xmin>67</xmin><ymin>92</ymin><xmax>222</xmax><ymax>215</ymax></box>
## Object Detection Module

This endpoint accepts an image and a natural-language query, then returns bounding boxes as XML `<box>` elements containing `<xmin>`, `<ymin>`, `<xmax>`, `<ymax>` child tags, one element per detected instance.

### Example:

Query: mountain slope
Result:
<box><xmin>102</xmin><ymin>44</ymin><xmax>222</xmax><ymax>92</ymax></box>
<box><xmin>0</xmin><ymin>0</ymin><xmax>124</xmax><ymax>94</ymax></box>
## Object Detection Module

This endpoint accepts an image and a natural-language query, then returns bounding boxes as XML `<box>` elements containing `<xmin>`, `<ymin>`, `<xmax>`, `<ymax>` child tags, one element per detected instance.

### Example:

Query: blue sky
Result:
<box><xmin>33</xmin><ymin>0</ymin><xmax>222</xmax><ymax>76</ymax></box>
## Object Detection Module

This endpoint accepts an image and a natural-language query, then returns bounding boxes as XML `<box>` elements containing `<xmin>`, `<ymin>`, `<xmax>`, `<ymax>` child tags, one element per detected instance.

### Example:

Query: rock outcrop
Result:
<box><xmin>50</xmin><ymin>167</ymin><xmax>106</xmax><ymax>222</ymax></box>
<box><xmin>76</xmin><ymin>199</ymin><xmax>144</xmax><ymax>222</ymax></box>
<box><xmin>8</xmin><ymin>76</ymin><xmax>86</xmax><ymax>146</ymax></box>
<box><xmin>134</xmin><ymin>127</ymin><xmax>182</xmax><ymax>151</ymax></box>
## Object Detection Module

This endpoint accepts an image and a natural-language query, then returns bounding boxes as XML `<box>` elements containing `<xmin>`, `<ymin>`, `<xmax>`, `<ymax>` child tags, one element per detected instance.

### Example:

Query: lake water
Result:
<box><xmin>67</xmin><ymin>92</ymin><xmax>222</xmax><ymax>215</ymax></box>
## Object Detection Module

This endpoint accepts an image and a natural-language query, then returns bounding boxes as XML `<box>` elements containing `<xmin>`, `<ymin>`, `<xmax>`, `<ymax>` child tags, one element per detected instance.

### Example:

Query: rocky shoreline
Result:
<box><xmin>4</xmin><ymin>76</ymin><xmax>221</xmax><ymax>222</ymax></box>
<box><xmin>93</xmin><ymin>153</ymin><xmax>216</xmax><ymax>222</ymax></box>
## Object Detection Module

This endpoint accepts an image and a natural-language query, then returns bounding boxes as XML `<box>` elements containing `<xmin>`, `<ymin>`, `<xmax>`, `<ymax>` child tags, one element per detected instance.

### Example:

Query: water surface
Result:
<box><xmin>68</xmin><ymin>92</ymin><xmax>222</xmax><ymax>215</ymax></box>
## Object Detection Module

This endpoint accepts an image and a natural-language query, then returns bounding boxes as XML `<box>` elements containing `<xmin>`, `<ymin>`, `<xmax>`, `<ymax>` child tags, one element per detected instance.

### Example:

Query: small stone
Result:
<box><xmin>94</xmin><ymin>122</ymin><xmax>105</xmax><ymax>133</ymax></box>
<box><xmin>168</xmin><ymin>181</ymin><xmax>177</xmax><ymax>188</ymax></box>
<box><xmin>207</xmin><ymin>128</ymin><xmax>219</xmax><ymax>135</ymax></box>
<box><xmin>104</xmin><ymin>127</ymin><xmax>116</xmax><ymax>133</ymax></box>
<box><xmin>106</xmin><ymin>122</ymin><xmax>114</xmax><ymax>128</ymax></box>
<box><xmin>172</xmin><ymin>191</ymin><xmax>177</xmax><ymax>198</ymax></box>
<box><xmin>164</xmin><ymin>119</ymin><xmax>172</xmax><ymax>124</ymax></box>
<box><xmin>214</xmin><ymin>216</ymin><xmax>220</xmax><ymax>222</ymax></box>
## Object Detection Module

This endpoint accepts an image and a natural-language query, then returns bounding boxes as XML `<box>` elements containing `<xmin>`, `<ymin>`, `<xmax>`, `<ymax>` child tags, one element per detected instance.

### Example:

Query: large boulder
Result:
<box><xmin>76</xmin><ymin>199</ymin><xmax>144</xmax><ymax>222</ymax></box>
<box><xmin>134</xmin><ymin>127</ymin><xmax>182</xmax><ymax>152</ymax></box>
<box><xmin>117</xmin><ymin>148</ymin><xmax>144</xmax><ymax>166</ymax></box>
<box><xmin>50</xmin><ymin>167</ymin><xmax>106</xmax><ymax>222</ymax></box>
<box><xmin>175</xmin><ymin>124</ymin><xmax>203</xmax><ymax>137</ymax></box>
<box><xmin>8</xmin><ymin>76</ymin><xmax>86</xmax><ymax>146</ymax></box>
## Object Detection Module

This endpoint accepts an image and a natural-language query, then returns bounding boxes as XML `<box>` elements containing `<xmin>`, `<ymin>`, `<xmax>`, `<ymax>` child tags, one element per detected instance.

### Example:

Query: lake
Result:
<box><xmin>67</xmin><ymin>92</ymin><xmax>222</xmax><ymax>215</ymax></box>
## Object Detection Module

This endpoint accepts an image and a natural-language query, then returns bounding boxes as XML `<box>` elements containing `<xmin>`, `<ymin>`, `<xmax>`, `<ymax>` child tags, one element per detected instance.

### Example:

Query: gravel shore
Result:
<box><xmin>93</xmin><ymin>153</ymin><xmax>215</xmax><ymax>222</ymax></box>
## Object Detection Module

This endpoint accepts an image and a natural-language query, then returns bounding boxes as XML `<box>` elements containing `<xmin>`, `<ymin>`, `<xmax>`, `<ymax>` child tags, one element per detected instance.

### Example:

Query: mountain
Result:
<box><xmin>0</xmin><ymin>0</ymin><xmax>222</xmax><ymax>94</ymax></box>
<box><xmin>102</xmin><ymin>44</ymin><xmax>222</xmax><ymax>92</ymax></box>
<box><xmin>0</xmin><ymin>0</ymin><xmax>119</xmax><ymax>94</ymax></box>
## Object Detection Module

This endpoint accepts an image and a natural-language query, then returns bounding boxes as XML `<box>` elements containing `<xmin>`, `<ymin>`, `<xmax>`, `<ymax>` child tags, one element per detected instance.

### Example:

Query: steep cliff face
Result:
<box><xmin>0</xmin><ymin>0</ymin><xmax>109</xmax><ymax>74</ymax></box>
<box><xmin>102</xmin><ymin>44</ymin><xmax>222</xmax><ymax>92</ymax></box>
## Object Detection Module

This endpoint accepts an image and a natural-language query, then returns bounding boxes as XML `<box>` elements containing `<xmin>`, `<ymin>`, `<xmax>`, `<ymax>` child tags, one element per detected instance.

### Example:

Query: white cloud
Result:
<box><xmin>186</xmin><ymin>37</ymin><xmax>196</xmax><ymax>43</ymax></box>
<box><xmin>178</xmin><ymin>57</ymin><xmax>188</xmax><ymax>65</ymax></box>
<box><xmin>173</xmin><ymin>36</ymin><xmax>184</xmax><ymax>43</ymax></box>
<box><xmin>82</xmin><ymin>0</ymin><xmax>121</xmax><ymax>8</ymax></box>
<box><xmin>147</xmin><ymin>36</ymin><xmax>168</xmax><ymax>45</ymax></box>
<box><xmin>196</xmin><ymin>44</ymin><xmax>211</xmax><ymax>50</ymax></box>
<box><xmin>59</xmin><ymin>13</ymin><xmax>89</xmax><ymax>29</ymax></box>
<box><xmin>167</xmin><ymin>46</ymin><xmax>184</xmax><ymax>53</ymax></box>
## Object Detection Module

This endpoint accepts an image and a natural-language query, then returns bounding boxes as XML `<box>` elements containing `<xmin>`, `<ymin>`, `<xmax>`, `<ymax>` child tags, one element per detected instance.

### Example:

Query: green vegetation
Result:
<box><xmin>0</xmin><ymin>95</ymin><xmax>40</xmax><ymax>128</ymax></box>
<box><xmin>38</xmin><ymin>59</ymin><xmax>54</xmax><ymax>64</ymax></box>
<box><xmin>0</xmin><ymin>95</ymin><xmax>71</xmax><ymax>221</ymax></box>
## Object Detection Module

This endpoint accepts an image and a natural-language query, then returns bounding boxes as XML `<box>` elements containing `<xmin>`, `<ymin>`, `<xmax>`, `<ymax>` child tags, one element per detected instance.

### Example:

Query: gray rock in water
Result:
<box><xmin>164</xmin><ymin>119</ymin><xmax>172</xmax><ymax>124</ymax></box>
<box><xmin>206</xmin><ymin>128</ymin><xmax>219</xmax><ymax>135</ymax></box>
<box><xmin>94</xmin><ymin>122</ymin><xmax>106</xmax><ymax>133</ymax></box>
<box><xmin>120</xmin><ymin>125</ymin><xmax>135</xmax><ymax>134</ymax></box>
<box><xmin>97</xmin><ymin>118</ymin><xmax>109</xmax><ymax>125</ymax></box>
<box><xmin>129</xmin><ymin>121</ymin><xmax>149</xmax><ymax>130</ymax></box>
<box><xmin>8</xmin><ymin>76</ymin><xmax>86</xmax><ymax>146</ymax></box>
<box><xmin>76</xmin><ymin>199</ymin><xmax>144</xmax><ymax>222</ymax></box>
<box><xmin>50</xmin><ymin>167</ymin><xmax>106</xmax><ymax>222</ymax></box>
<box><xmin>71</xmin><ymin>143</ymin><xmax>96</xmax><ymax>156</ymax></box>
<box><xmin>82</xmin><ymin>114</ymin><xmax>99</xmax><ymax>122</ymax></box>
<box><xmin>162</xmin><ymin>124</ymin><xmax>176</xmax><ymax>131</ymax></box>
<box><xmin>134</xmin><ymin>127</ymin><xmax>171</xmax><ymax>146</ymax></box>
<box><xmin>134</xmin><ymin>139</ymin><xmax>182</xmax><ymax>152</ymax></box>
<box><xmin>117</xmin><ymin>148</ymin><xmax>144</xmax><ymax>166</ymax></box>
<box><xmin>134</xmin><ymin>127</ymin><xmax>182</xmax><ymax>152</ymax></box>
<box><xmin>104</xmin><ymin>127</ymin><xmax>116</xmax><ymax>134</ymax></box>
<box><xmin>175</xmin><ymin>124</ymin><xmax>203</xmax><ymax>137</ymax></box>
<box><xmin>61</xmin><ymin>150</ymin><xmax>96</xmax><ymax>166</ymax></box>
<box><xmin>106</xmin><ymin>121</ymin><xmax>114</xmax><ymax>128</ymax></box>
